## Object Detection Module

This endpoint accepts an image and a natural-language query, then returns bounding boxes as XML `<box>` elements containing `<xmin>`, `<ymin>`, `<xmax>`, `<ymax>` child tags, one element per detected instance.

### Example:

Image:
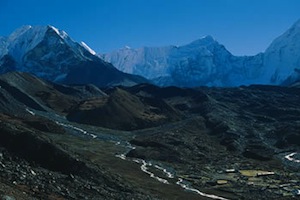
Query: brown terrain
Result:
<box><xmin>0</xmin><ymin>72</ymin><xmax>299</xmax><ymax>199</ymax></box>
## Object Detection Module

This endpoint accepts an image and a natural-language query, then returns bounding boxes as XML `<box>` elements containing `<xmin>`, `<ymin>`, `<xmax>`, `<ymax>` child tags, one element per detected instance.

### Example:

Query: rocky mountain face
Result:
<box><xmin>0</xmin><ymin>25</ymin><xmax>147</xmax><ymax>87</ymax></box>
<box><xmin>102</xmin><ymin>20</ymin><xmax>300</xmax><ymax>87</ymax></box>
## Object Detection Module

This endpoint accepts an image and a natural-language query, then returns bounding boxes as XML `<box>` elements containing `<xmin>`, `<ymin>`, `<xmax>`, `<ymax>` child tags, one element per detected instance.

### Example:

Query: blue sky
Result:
<box><xmin>0</xmin><ymin>0</ymin><xmax>299</xmax><ymax>55</ymax></box>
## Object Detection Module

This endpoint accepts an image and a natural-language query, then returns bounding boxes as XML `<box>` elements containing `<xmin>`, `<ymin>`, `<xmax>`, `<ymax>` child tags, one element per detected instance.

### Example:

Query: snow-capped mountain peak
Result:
<box><xmin>188</xmin><ymin>35</ymin><xmax>216</xmax><ymax>46</ymax></box>
<box><xmin>102</xmin><ymin>19</ymin><xmax>300</xmax><ymax>87</ymax></box>
<box><xmin>0</xmin><ymin>25</ymin><xmax>147</xmax><ymax>87</ymax></box>
<box><xmin>2</xmin><ymin>25</ymin><xmax>96</xmax><ymax>63</ymax></box>
<box><xmin>6</xmin><ymin>25</ymin><xmax>48</xmax><ymax>62</ymax></box>
<box><xmin>101</xmin><ymin>34</ymin><xmax>232</xmax><ymax>85</ymax></box>
<box><xmin>7</xmin><ymin>25</ymin><xmax>33</xmax><ymax>41</ymax></box>
<box><xmin>47</xmin><ymin>25</ymin><xmax>71</xmax><ymax>40</ymax></box>
<box><xmin>48</xmin><ymin>25</ymin><xmax>60</xmax><ymax>35</ymax></box>
<box><xmin>263</xmin><ymin>19</ymin><xmax>300</xmax><ymax>84</ymax></box>
<box><xmin>0</xmin><ymin>25</ymin><xmax>99</xmax><ymax>79</ymax></box>
<box><xmin>266</xmin><ymin>19</ymin><xmax>300</xmax><ymax>52</ymax></box>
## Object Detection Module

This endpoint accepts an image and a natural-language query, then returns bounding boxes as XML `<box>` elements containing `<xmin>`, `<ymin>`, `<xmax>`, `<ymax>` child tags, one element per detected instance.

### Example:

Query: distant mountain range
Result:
<box><xmin>0</xmin><ymin>25</ymin><xmax>147</xmax><ymax>87</ymax></box>
<box><xmin>101</xmin><ymin>19</ymin><xmax>300</xmax><ymax>87</ymax></box>
<box><xmin>0</xmin><ymin>20</ymin><xmax>300</xmax><ymax>88</ymax></box>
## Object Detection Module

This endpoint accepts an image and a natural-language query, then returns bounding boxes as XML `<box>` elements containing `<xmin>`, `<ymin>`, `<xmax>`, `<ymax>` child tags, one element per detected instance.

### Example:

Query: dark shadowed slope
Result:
<box><xmin>0</xmin><ymin>72</ymin><xmax>300</xmax><ymax>199</ymax></box>
<box><xmin>67</xmin><ymin>87</ymin><xmax>182</xmax><ymax>130</ymax></box>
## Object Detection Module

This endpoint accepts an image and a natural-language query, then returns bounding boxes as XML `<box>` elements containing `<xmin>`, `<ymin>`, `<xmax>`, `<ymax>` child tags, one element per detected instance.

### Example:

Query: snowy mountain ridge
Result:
<box><xmin>0</xmin><ymin>25</ymin><xmax>147</xmax><ymax>87</ymax></box>
<box><xmin>2</xmin><ymin>25</ymin><xmax>89</xmax><ymax>80</ymax></box>
<box><xmin>1</xmin><ymin>20</ymin><xmax>300</xmax><ymax>88</ymax></box>
<box><xmin>101</xmin><ymin>20</ymin><xmax>300</xmax><ymax>87</ymax></box>
<box><xmin>101</xmin><ymin>35</ymin><xmax>254</xmax><ymax>87</ymax></box>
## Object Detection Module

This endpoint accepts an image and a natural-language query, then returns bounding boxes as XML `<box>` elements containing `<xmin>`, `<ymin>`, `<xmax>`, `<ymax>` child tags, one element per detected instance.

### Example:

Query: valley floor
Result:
<box><xmin>0</xmin><ymin>74</ymin><xmax>299</xmax><ymax>199</ymax></box>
